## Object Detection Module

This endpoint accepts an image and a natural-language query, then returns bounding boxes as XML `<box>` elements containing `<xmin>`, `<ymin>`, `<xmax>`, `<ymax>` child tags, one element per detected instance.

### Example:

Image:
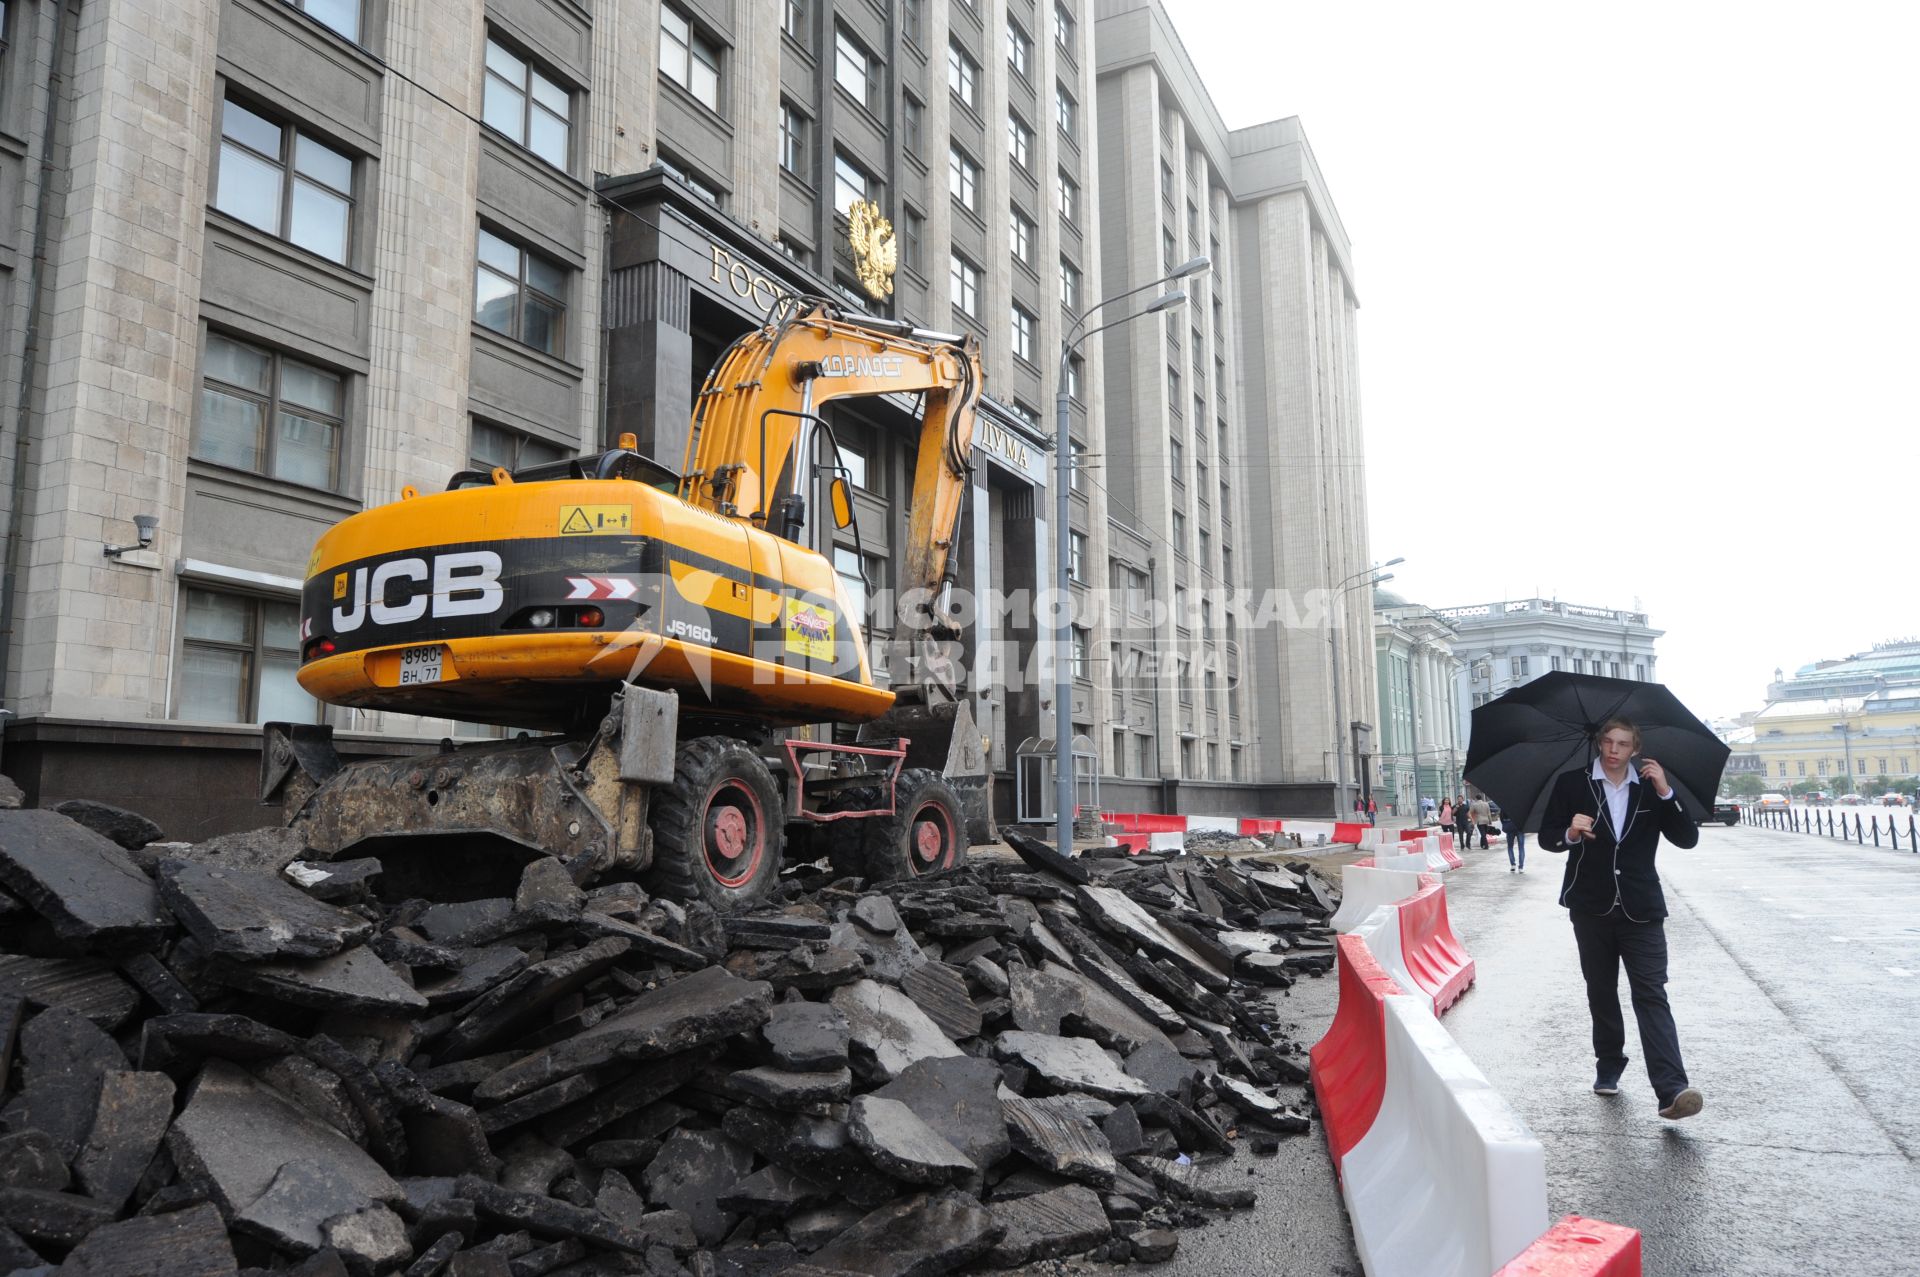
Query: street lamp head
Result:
<box><xmin>1371</xmin><ymin>573</ymin><xmax>1395</xmax><ymax>586</ymax></box>
<box><xmin>1169</xmin><ymin>255</ymin><xmax>1212</xmax><ymax>281</ymax></box>
<box><xmin>1379</xmin><ymin>556</ymin><xmax>1406</xmax><ymax>569</ymax></box>
<box><xmin>1142</xmin><ymin>290</ymin><xmax>1187</xmax><ymax>315</ymax></box>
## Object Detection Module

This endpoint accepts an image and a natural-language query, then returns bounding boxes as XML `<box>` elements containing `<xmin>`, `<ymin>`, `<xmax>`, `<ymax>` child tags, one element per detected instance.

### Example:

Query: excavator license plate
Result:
<box><xmin>396</xmin><ymin>645</ymin><xmax>445</xmax><ymax>686</ymax></box>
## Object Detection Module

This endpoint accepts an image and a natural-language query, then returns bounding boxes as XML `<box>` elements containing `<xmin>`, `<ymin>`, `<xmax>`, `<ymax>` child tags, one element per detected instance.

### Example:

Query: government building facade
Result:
<box><xmin>0</xmin><ymin>0</ymin><xmax>1373</xmax><ymax>837</ymax></box>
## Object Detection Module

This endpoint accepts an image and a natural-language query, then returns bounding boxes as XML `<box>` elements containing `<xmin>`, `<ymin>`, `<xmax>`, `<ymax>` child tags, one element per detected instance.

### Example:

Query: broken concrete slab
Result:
<box><xmin>53</xmin><ymin>800</ymin><xmax>164</xmax><ymax>851</ymax></box>
<box><xmin>50</xmin><ymin>1202</ymin><xmax>237</xmax><ymax>1277</ymax></box>
<box><xmin>849</xmin><ymin>895</ymin><xmax>900</xmax><ymax>935</ymax></box>
<box><xmin>458</xmin><ymin>1177</ymin><xmax>654</xmax><ymax>1254</ymax></box>
<box><xmin>724</xmin><ymin>942</ymin><xmax>866</xmax><ymax>994</ymax></box>
<box><xmin>762</xmin><ymin>1001</ymin><xmax>849</xmax><ymax>1071</ymax></box>
<box><xmin>234</xmin><ymin>1158</ymin><xmax>392</xmax><ymax>1258</ymax></box>
<box><xmin>1000</xmin><ymin>830</ymin><xmax>1092</xmax><ymax>886</ymax></box>
<box><xmin>0</xmin><ymin>1130</ymin><xmax>67</xmax><ymax>1191</ymax></box>
<box><xmin>983</xmin><ymin>1183</ymin><xmax>1110</xmax><ymax>1267</ymax></box>
<box><xmin>1071</xmin><ymin>886</ymin><xmax>1232</xmax><ymax>991</ymax></box>
<box><xmin>320</xmin><ymin>1201</ymin><xmax>412</xmax><ymax>1273</ymax></box>
<box><xmin>897</xmin><ymin>962</ymin><xmax>981</xmax><ymax>1041</ymax></box>
<box><xmin>845</xmin><ymin>1096</ymin><xmax>974</xmax><ymax>1185</ymax></box>
<box><xmin>0</xmin><ymin>1185</ymin><xmax>118</xmax><ymax>1247</ymax></box>
<box><xmin>723</xmin><ymin>914</ymin><xmax>832</xmax><ymax>949</ymax></box>
<box><xmin>513</xmin><ymin>860</ymin><xmax>584</xmax><ymax>924</ymax></box>
<box><xmin>718</xmin><ymin>1108</ymin><xmax>896</xmax><ymax>1210</ymax></box>
<box><xmin>415</xmin><ymin>900</ymin><xmax>513</xmax><ymax>947</ymax></box>
<box><xmin>0</xmin><ymin>811</ymin><xmax>172</xmax><ymax>950</ymax></box>
<box><xmin>728</xmin><ymin>1065</ymin><xmax>852</xmax><ymax>1112</ymax></box>
<box><xmin>157</xmin><ymin>860</ymin><xmax>373</xmax><ymax>962</ymax></box>
<box><xmin>283</xmin><ymin>858</ymin><xmax>383</xmax><ymax>904</ymax></box>
<box><xmin>1122</xmin><ymin>1041</ymin><xmax>1206</xmax><ymax>1096</ymax></box>
<box><xmin>803</xmin><ymin>1191</ymin><xmax>1004</xmax><ymax>1277</ymax></box>
<box><xmin>477</xmin><ymin>967</ymin><xmax>772</xmax><ymax>1103</ymax></box>
<box><xmin>169</xmin><ymin>1060</ymin><xmax>400</xmax><ymax>1244</ymax></box>
<box><xmin>993</xmin><ymin>1032</ymin><xmax>1150</xmax><ymax>1101</ymax></box>
<box><xmin>999</xmin><ymin>1096</ymin><xmax>1117</xmax><ymax>1189</ymax></box>
<box><xmin>439</xmin><ymin>938</ymin><xmax>631</xmax><ymax>1060</ymax></box>
<box><xmin>869</xmin><ymin>1055</ymin><xmax>1010</xmax><ymax>1171</ymax></box>
<box><xmin>640</xmin><ymin>1128</ymin><xmax>754</xmax><ymax>1246</ymax></box>
<box><xmin>215</xmin><ymin>946</ymin><xmax>428</xmax><ymax>1017</ymax></box>
<box><xmin>0</xmin><ymin>1006</ymin><xmax>126</xmax><ymax>1162</ymax></box>
<box><xmin>0</xmin><ymin>955</ymin><xmax>140</xmax><ymax>1032</ymax></box>
<box><xmin>829</xmin><ymin>980</ymin><xmax>964</xmax><ymax>1083</ymax></box>
<box><xmin>827</xmin><ymin>920</ymin><xmax>927</xmax><ymax>986</ymax></box>
<box><xmin>716</xmin><ymin>1165</ymin><xmax>833</xmax><ymax>1219</ymax></box>
<box><xmin>73</xmin><ymin>1070</ymin><xmax>176</xmax><ymax>1210</ymax></box>
<box><xmin>413</xmin><ymin>946</ymin><xmax>529</xmax><ymax>1012</ymax></box>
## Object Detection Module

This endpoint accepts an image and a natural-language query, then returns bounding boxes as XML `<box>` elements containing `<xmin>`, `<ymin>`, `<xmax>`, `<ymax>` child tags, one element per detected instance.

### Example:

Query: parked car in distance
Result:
<box><xmin>1836</xmin><ymin>794</ymin><xmax>1871</xmax><ymax>806</ymax></box>
<box><xmin>1880</xmin><ymin>793</ymin><xmax>1910</xmax><ymax>807</ymax></box>
<box><xmin>1709</xmin><ymin>798</ymin><xmax>1741</xmax><ymax>826</ymax></box>
<box><xmin>1801</xmin><ymin>791</ymin><xmax>1832</xmax><ymax>805</ymax></box>
<box><xmin>1756</xmin><ymin>792</ymin><xmax>1791</xmax><ymax>812</ymax></box>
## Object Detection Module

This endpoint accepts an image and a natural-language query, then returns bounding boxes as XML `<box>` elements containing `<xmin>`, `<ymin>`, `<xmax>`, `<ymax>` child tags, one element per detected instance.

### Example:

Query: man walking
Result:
<box><xmin>1469</xmin><ymin>794</ymin><xmax>1491</xmax><ymax>849</ymax></box>
<box><xmin>1502</xmin><ymin>809</ymin><xmax>1525</xmax><ymax>871</ymax></box>
<box><xmin>1539</xmin><ymin>717</ymin><xmax>1704</xmax><ymax>1120</ymax></box>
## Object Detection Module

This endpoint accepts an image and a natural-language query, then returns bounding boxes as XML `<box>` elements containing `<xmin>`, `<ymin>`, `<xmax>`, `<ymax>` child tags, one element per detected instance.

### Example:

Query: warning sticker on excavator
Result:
<box><xmin>784</xmin><ymin>598</ymin><xmax>836</xmax><ymax>662</ymax></box>
<box><xmin>559</xmin><ymin>504</ymin><xmax>632</xmax><ymax>535</ymax></box>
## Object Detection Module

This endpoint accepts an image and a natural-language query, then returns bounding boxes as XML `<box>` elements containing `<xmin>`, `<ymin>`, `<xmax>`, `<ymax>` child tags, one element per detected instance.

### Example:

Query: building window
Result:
<box><xmin>1170</xmin><ymin>434</ymin><xmax>1183</xmax><ymax>471</ymax></box>
<box><xmin>1010</xmin><ymin>208</ymin><xmax>1034</xmax><ymax>264</ymax></box>
<box><xmin>1069</xmin><ymin>531</ymin><xmax>1087</xmax><ymax>583</ymax></box>
<box><xmin>949</xmin><ymin>254</ymin><xmax>980</xmax><ymax>315</ymax></box>
<box><xmin>1819</xmin><ymin>759</ymin><xmax>1829</xmax><ymax>776</ymax></box>
<box><xmin>1171</xmin><ymin>509</ymin><xmax>1186</xmax><ymax>554</ymax></box>
<box><xmin>1071</xmin><ymin>626</ymin><xmax>1089</xmax><ymax>679</ymax></box>
<box><xmin>1055</xmin><ymin>83</ymin><xmax>1076</xmax><ymax>137</ymax></box>
<box><xmin>1009</xmin><ymin>113</ymin><xmax>1033</xmax><ymax>170</ymax></box>
<box><xmin>659</xmin><ymin>9</ymin><xmax>721</xmax><ymax>111</ymax></box>
<box><xmin>1057</xmin><ymin>170</ymin><xmax>1078</xmax><ymax>223</ymax></box>
<box><xmin>215</xmin><ymin>97</ymin><xmax>353</xmax><ymax>265</ymax></box>
<box><xmin>471</xmin><ymin>418</ymin><xmax>567</xmax><ymax>473</ymax></box>
<box><xmin>1059</xmin><ymin>258</ymin><xmax>1080</xmax><ymax>311</ymax></box>
<box><xmin>947</xmin><ymin>42</ymin><xmax>978</xmax><ymax>110</ymax></box>
<box><xmin>1113</xmin><ymin>730</ymin><xmax>1127</xmax><ymax>777</ymax></box>
<box><xmin>1857</xmin><ymin>758</ymin><xmax>1867</xmax><ymax>775</ymax></box>
<box><xmin>781</xmin><ymin>0</ymin><xmax>804</xmax><ymax>41</ymax></box>
<box><xmin>196</xmin><ymin>332</ymin><xmax>345</xmax><ymax>489</ymax></box>
<box><xmin>1198</xmin><ymin>527</ymin><xmax>1210</xmax><ymax>567</ymax></box>
<box><xmin>834</xmin><ymin>151</ymin><xmax>876</xmax><ymax>216</ymax></box>
<box><xmin>1798</xmin><ymin>760</ymin><xmax>1808</xmax><ymax>777</ymax></box>
<box><xmin>1070</xmin><ymin>440</ymin><xmax>1085</xmax><ymax>492</ymax></box>
<box><xmin>833</xmin><ymin>547</ymin><xmax>869</xmax><ymax>621</ymax></box>
<box><xmin>835</xmin><ymin>27</ymin><xmax>878</xmax><ymax>111</ymax></box>
<box><xmin>485</xmin><ymin>37</ymin><xmax>572</xmax><ymax>167</ymax></box>
<box><xmin>474</xmin><ymin>228</ymin><xmax>567</xmax><ymax>356</ymax></box>
<box><xmin>901</xmin><ymin>0</ymin><xmax>921</xmax><ymax>44</ymax></box>
<box><xmin>1634</xmin><ymin>663</ymin><xmax>1646</xmax><ymax>681</ymax></box>
<box><xmin>1168</xmin><ymin>366</ymin><xmax>1180</xmax><ymax>402</ymax></box>
<box><xmin>1054</xmin><ymin>0</ymin><xmax>1075</xmax><ymax>49</ymax></box>
<box><xmin>1550</xmin><ymin>655</ymin><xmax>1563</xmax><ymax>671</ymax></box>
<box><xmin>949</xmin><ymin>145</ymin><xmax>980</xmax><ymax>212</ymax></box>
<box><xmin>1878</xmin><ymin>758</ymin><xmax>1888</xmax><ymax>774</ymax></box>
<box><xmin>1514</xmin><ymin>655</ymin><xmax>1529</xmax><ymax>676</ymax></box>
<box><xmin>901</xmin><ymin>207</ymin><xmax>924</xmax><ymax>274</ymax></box>
<box><xmin>1012</xmin><ymin>304</ymin><xmax>1035</xmax><ymax>361</ymax></box>
<box><xmin>902</xmin><ymin>93</ymin><xmax>924</xmax><ymax>155</ymax></box>
<box><xmin>1008</xmin><ymin>21</ymin><xmax>1031</xmax><ymax>77</ymax></box>
<box><xmin>285</xmin><ymin>0</ymin><xmax>359</xmax><ymax>42</ymax></box>
<box><xmin>779</xmin><ymin>102</ymin><xmax>808</xmax><ymax>174</ymax></box>
<box><xmin>178</xmin><ymin>587</ymin><xmax>317</xmax><ymax>725</ymax></box>
<box><xmin>1609</xmin><ymin>661</ymin><xmax>1621</xmax><ymax>678</ymax></box>
<box><xmin>1162</xmin><ymin>226</ymin><xmax>1176</xmax><ymax>270</ymax></box>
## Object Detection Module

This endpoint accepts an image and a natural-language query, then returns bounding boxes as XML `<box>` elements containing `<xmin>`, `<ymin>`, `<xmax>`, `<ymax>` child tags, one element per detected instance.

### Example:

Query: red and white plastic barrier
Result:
<box><xmin>1331</xmin><ymin>866</ymin><xmax>1440</xmax><ymax>933</ymax></box>
<box><xmin>1348</xmin><ymin>881</ymin><xmax>1476</xmax><ymax>1015</ymax></box>
<box><xmin>1309</xmin><ymin>934</ymin><xmax>1406</xmax><ymax>1171</ymax></box>
<box><xmin>1340</xmin><ymin>996</ymin><xmax>1549</xmax><ymax>1276</ymax></box>
<box><xmin>1494</xmin><ymin>1215</ymin><xmax>1643</xmax><ymax>1276</ymax></box>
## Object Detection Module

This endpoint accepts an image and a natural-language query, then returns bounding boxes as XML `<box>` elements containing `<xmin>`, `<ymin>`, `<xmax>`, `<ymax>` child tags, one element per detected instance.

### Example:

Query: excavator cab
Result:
<box><xmin>270</xmin><ymin>298</ymin><xmax>995</xmax><ymax>909</ymax></box>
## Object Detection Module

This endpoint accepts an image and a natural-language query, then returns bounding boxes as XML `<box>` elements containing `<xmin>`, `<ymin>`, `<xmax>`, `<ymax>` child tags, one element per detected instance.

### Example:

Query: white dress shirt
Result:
<box><xmin>1587</xmin><ymin>756</ymin><xmax>1674</xmax><ymax>839</ymax></box>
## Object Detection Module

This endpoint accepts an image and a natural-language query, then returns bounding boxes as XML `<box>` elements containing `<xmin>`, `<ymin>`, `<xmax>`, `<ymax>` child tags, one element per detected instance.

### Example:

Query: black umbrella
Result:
<box><xmin>1464</xmin><ymin>671</ymin><xmax>1729</xmax><ymax>833</ymax></box>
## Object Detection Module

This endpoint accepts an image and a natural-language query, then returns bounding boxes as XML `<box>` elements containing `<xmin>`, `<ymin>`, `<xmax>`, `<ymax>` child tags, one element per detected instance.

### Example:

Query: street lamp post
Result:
<box><xmin>1328</xmin><ymin>559</ymin><xmax>1401</xmax><ymax>811</ymax></box>
<box><xmin>1834</xmin><ymin>721</ymin><xmax>1854</xmax><ymax>790</ymax></box>
<box><xmin>1053</xmin><ymin>256</ymin><xmax>1211</xmax><ymax>855</ymax></box>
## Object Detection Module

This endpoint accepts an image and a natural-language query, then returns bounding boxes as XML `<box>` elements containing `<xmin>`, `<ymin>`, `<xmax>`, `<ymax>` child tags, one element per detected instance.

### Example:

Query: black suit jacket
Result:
<box><xmin>1537</xmin><ymin>767</ymin><xmax>1699</xmax><ymax>920</ymax></box>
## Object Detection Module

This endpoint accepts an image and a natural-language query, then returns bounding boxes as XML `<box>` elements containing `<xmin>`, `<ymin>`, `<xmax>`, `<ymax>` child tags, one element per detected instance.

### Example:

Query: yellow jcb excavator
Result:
<box><xmin>262</xmin><ymin>297</ymin><xmax>993</xmax><ymax>908</ymax></box>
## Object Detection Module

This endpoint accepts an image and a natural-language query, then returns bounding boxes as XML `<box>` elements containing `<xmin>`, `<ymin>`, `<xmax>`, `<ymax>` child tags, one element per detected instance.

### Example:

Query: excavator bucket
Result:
<box><xmin>857</xmin><ymin>697</ymin><xmax>996</xmax><ymax>845</ymax></box>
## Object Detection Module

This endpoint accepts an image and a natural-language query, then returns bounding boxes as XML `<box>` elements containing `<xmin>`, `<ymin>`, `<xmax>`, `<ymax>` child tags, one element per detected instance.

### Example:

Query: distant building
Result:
<box><xmin>1435</xmin><ymin>598</ymin><xmax>1663</xmax><ymax>745</ymax></box>
<box><xmin>1743</xmin><ymin>692</ymin><xmax>1920</xmax><ymax>790</ymax></box>
<box><xmin>1372</xmin><ymin>587</ymin><xmax>1466</xmax><ymax>818</ymax></box>
<box><xmin>1764</xmin><ymin>639</ymin><xmax>1920</xmax><ymax>703</ymax></box>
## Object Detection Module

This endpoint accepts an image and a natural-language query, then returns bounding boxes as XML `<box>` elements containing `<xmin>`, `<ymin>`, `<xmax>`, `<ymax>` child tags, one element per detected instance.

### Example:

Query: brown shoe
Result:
<box><xmin>1658</xmin><ymin>1087</ymin><xmax>1703</xmax><ymax>1120</ymax></box>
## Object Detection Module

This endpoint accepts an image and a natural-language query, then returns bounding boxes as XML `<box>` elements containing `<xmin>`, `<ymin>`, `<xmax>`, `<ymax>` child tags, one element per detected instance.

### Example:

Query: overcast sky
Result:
<box><xmin>1161</xmin><ymin>0</ymin><xmax>1920</xmax><ymax>719</ymax></box>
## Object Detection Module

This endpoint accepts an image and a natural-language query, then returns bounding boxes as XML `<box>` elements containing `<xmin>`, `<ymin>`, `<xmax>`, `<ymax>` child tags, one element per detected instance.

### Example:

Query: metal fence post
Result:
<box><xmin>1872</xmin><ymin>816</ymin><xmax>1880</xmax><ymax>848</ymax></box>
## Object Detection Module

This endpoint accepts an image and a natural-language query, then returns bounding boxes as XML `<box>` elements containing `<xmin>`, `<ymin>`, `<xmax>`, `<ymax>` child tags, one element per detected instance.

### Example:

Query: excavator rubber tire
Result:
<box><xmin>822</xmin><ymin>785</ymin><xmax>880</xmax><ymax>882</ymax></box>
<box><xmin>646</xmin><ymin>736</ymin><xmax>784</xmax><ymax>911</ymax></box>
<box><xmin>862</xmin><ymin>768</ymin><xmax>967</xmax><ymax>883</ymax></box>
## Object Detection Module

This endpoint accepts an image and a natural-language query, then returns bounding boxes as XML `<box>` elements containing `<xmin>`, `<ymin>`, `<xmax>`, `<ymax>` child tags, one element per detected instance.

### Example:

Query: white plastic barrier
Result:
<box><xmin>1370</xmin><ymin>850</ymin><xmax>1430</xmax><ymax>875</ymax></box>
<box><xmin>1186</xmin><ymin>815</ymin><xmax>1239</xmax><ymax>834</ymax></box>
<box><xmin>1348</xmin><ymin>905</ymin><xmax>1422</xmax><ymax>1014</ymax></box>
<box><xmin>1287</xmin><ymin>821</ymin><xmax>1339</xmax><ymax>844</ymax></box>
<box><xmin>1341</xmin><ymin>996</ymin><xmax>1549</xmax><ymax>1277</ymax></box>
<box><xmin>1148</xmin><ymin>830</ymin><xmax>1185</xmax><ymax>853</ymax></box>
<box><xmin>1332</xmin><ymin>866</ymin><xmax>1433</xmax><ymax>933</ymax></box>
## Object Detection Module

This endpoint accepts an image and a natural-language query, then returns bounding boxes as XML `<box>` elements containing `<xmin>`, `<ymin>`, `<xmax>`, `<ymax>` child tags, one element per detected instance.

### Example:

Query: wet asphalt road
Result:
<box><xmin>1442</xmin><ymin>820</ymin><xmax>1920</xmax><ymax>1276</ymax></box>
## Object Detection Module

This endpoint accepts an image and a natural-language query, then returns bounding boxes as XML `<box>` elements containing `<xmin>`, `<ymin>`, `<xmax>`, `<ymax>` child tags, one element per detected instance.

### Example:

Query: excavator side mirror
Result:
<box><xmin>829</xmin><ymin>477</ymin><xmax>854</xmax><ymax>529</ymax></box>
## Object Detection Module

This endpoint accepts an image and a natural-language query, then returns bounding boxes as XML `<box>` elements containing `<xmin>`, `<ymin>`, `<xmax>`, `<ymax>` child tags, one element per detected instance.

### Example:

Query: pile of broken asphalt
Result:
<box><xmin>0</xmin><ymin>798</ymin><xmax>1342</xmax><ymax>1277</ymax></box>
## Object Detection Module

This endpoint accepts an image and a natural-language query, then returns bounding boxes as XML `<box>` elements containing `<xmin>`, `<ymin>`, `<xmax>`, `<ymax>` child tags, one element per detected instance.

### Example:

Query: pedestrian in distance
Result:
<box><xmin>1539</xmin><ymin>716</ymin><xmax>1704</xmax><ymax>1121</ymax></box>
<box><xmin>1470</xmin><ymin>794</ymin><xmax>1492</xmax><ymax>849</ymax></box>
<box><xmin>1503</xmin><ymin>810</ymin><xmax>1525</xmax><ymax>871</ymax></box>
<box><xmin>1366</xmin><ymin>796</ymin><xmax>1377</xmax><ymax>826</ymax></box>
<box><xmin>1438</xmin><ymin>797</ymin><xmax>1455</xmax><ymax>840</ymax></box>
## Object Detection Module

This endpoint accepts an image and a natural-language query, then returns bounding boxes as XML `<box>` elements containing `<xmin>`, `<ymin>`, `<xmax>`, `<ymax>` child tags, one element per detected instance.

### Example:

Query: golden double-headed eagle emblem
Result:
<box><xmin>848</xmin><ymin>199</ymin><xmax>897</xmax><ymax>300</ymax></box>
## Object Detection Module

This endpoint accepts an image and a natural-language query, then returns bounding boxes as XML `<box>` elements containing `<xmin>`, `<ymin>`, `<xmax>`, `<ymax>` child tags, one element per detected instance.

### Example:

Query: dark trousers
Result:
<box><xmin>1505</xmin><ymin>829</ymin><xmax>1525</xmax><ymax>867</ymax></box>
<box><xmin>1570</xmin><ymin>908</ymin><xmax>1688</xmax><ymax>1103</ymax></box>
